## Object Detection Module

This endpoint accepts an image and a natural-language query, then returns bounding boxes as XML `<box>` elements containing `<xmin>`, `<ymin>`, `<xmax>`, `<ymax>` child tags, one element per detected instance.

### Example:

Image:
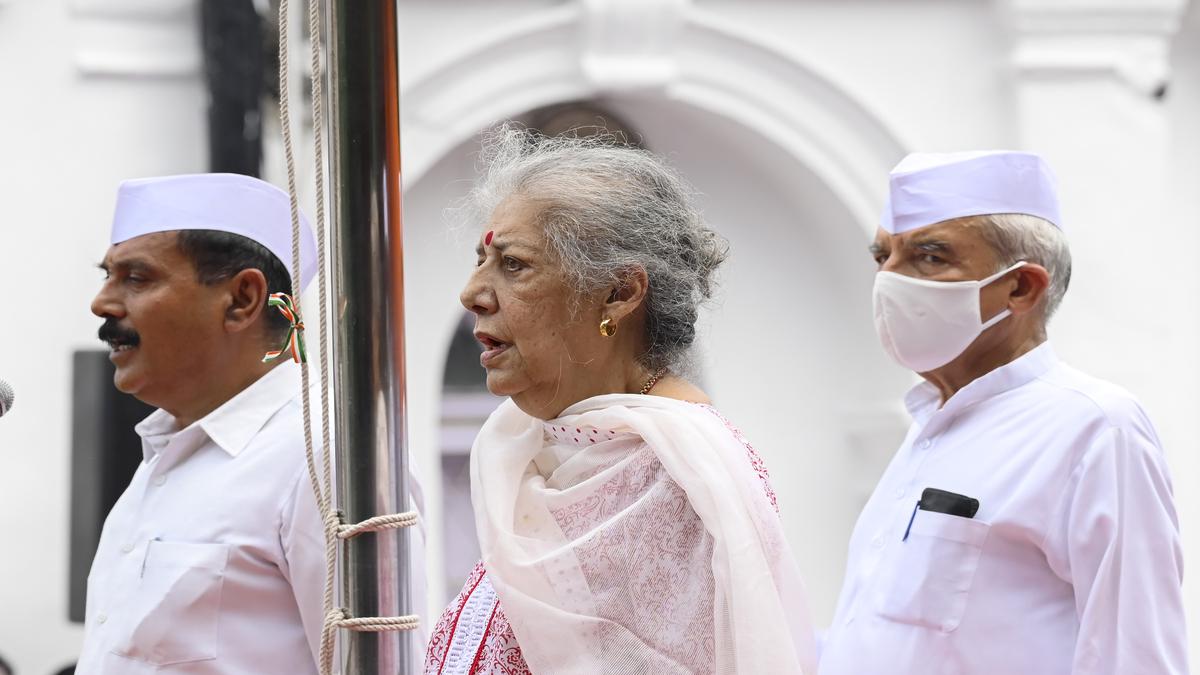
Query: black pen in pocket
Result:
<box><xmin>903</xmin><ymin>488</ymin><xmax>980</xmax><ymax>541</ymax></box>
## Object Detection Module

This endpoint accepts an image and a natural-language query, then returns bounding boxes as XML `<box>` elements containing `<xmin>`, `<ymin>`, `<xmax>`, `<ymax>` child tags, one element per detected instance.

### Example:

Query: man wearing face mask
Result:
<box><xmin>818</xmin><ymin>151</ymin><xmax>1188</xmax><ymax>675</ymax></box>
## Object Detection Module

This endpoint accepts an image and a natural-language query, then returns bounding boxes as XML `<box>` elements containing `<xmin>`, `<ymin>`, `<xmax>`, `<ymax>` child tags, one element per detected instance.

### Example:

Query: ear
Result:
<box><xmin>1008</xmin><ymin>264</ymin><xmax>1050</xmax><ymax>316</ymax></box>
<box><xmin>223</xmin><ymin>268</ymin><xmax>270</xmax><ymax>334</ymax></box>
<box><xmin>601</xmin><ymin>266</ymin><xmax>650</xmax><ymax>325</ymax></box>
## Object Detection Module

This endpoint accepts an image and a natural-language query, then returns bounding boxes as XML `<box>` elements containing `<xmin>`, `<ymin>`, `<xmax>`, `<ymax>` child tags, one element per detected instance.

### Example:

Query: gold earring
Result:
<box><xmin>599</xmin><ymin>317</ymin><xmax>616</xmax><ymax>337</ymax></box>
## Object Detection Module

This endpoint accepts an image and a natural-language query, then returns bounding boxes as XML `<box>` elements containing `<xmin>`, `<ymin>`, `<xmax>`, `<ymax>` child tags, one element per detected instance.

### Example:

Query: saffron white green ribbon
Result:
<box><xmin>262</xmin><ymin>292</ymin><xmax>307</xmax><ymax>364</ymax></box>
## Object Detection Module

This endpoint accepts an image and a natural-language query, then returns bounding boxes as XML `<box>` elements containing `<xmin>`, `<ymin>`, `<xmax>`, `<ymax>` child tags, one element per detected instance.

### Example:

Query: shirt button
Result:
<box><xmin>97</xmin><ymin>613</ymin><xmax>108</xmax><ymax>624</ymax></box>
<box><xmin>872</xmin><ymin>535</ymin><xmax>885</xmax><ymax>549</ymax></box>
<box><xmin>153</xmin><ymin>474</ymin><xmax>167</xmax><ymax>486</ymax></box>
<box><xmin>120</xmin><ymin>543</ymin><xmax>134</xmax><ymax>554</ymax></box>
<box><xmin>894</xmin><ymin>487</ymin><xmax>905</xmax><ymax>499</ymax></box>
<box><xmin>919</xmin><ymin>438</ymin><xmax>932</xmax><ymax>450</ymax></box>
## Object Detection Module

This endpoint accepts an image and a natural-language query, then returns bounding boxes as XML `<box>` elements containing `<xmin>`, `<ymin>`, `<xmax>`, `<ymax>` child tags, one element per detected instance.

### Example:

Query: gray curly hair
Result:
<box><xmin>459</xmin><ymin>124</ymin><xmax>728</xmax><ymax>372</ymax></box>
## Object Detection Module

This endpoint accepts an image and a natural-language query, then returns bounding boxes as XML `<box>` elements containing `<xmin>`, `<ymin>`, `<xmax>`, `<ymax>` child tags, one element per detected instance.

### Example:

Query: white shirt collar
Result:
<box><xmin>904</xmin><ymin>341</ymin><xmax>1059</xmax><ymax>422</ymax></box>
<box><xmin>135</xmin><ymin>363</ymin><xmax>302</xmax><ymax>461</ymax></box>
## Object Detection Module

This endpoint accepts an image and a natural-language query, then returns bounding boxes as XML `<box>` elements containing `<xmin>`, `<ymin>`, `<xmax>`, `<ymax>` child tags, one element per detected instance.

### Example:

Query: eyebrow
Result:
<box><xmin>908</xmin><ymin>239</ymin><xmax>954</xmax><ymax>254</ymax></box>
<box><xmin>476</xmin><ymin>237</ymin><xmax>535</xmax><ymax>256</ymax></box>
<box><xmin>97</xmin><ymin>258</ymin><xmax>154</xmax><ymax>273</ymax></box>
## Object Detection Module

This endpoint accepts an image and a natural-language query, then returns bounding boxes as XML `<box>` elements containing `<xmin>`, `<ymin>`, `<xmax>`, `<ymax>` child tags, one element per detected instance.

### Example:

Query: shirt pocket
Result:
<box><xmin>110</xmin><ymin>539</ymin><xmax>230</xmax><ymax>666</ymax></box>
<box><xmin>876</xmin><ymin>509</ymin><xmax>990</xmax><ymax>632</ymax></box>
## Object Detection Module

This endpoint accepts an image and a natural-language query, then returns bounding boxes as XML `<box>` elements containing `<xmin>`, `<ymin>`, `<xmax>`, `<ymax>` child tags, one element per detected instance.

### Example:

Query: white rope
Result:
<box><xmin>277</xmin><ymin>2</ymin><xmax>420</xmax><ymax>674</ymax></box>
<box><xmin>337</xmin><ymin>511</ymin><xmax>421</xmax><ymax>540</ymax></box>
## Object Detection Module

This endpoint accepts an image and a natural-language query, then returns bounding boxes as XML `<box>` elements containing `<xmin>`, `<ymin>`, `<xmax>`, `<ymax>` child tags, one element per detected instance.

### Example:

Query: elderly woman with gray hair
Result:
<box><xmin>423</xmin><ymin>128</ymin><xmax>816</xmax><ymax>675</ymax></box>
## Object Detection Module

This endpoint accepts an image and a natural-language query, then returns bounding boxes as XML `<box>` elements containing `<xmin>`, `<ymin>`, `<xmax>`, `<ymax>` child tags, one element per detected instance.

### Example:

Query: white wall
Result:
<box><xmin>696</xmin><ymin>0</ymin><xmax>1013</xmax><ymax>149</ymax></box>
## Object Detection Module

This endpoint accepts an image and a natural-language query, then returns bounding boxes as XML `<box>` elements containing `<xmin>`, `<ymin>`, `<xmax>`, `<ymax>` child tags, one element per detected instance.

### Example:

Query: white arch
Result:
<box><xmin>398</xmin><ymin>4</ymin><xmax>914</xmax><ymax>612</ymax></box>
<box><xmin>399</xmin><ymin>4</ymin><xmax>909</xmax><ymax>235</ymax></box>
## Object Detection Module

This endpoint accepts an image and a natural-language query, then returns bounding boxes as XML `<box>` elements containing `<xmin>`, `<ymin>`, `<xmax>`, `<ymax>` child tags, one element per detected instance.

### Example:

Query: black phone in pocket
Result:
<box><xmin>919</xmin><ymin>487</ymin><xmax>979</xmax><ymax>519</ymax></box>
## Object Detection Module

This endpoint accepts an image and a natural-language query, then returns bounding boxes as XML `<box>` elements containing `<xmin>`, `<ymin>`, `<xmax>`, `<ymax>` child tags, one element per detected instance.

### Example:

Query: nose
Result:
<box><xmin>459</xmin><ymin>267</ymin><xmax>496</xmax><ymax>316</ymax></box>
<box><xmin>91</xmin><ymin>280</ymin><xmax>124</xmax><ymax>320</ymax></box>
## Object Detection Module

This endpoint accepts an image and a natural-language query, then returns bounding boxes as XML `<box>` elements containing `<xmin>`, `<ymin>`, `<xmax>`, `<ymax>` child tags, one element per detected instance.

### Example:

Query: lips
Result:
<box><xmin>106</xmin><ymin>338</ymin><xmax>139</xmax><ymax>361</ymax></box>
<box><xmin>474</xmin><ymin>331</ymin><xmax>511</xmax><ymax>367</ymax></box>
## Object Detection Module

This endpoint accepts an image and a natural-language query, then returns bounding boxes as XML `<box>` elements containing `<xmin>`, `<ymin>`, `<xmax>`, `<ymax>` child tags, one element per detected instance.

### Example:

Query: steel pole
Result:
<box><xmin>325</xmin><ymin>1</ymin><xmax>412</xmax><ymax>672</ymax></box>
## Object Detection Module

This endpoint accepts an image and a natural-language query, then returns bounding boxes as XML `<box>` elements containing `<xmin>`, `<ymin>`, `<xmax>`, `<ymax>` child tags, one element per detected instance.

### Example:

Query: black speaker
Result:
<box><xmin>67</xmin><ymin>350</ymin><xmax>155</xmax><ymax>622</ymax></box>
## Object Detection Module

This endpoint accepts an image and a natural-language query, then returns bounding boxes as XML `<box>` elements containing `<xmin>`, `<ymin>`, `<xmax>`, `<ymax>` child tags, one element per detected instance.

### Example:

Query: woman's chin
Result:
<box><xmin>487</xmin><ymin>376</ymin><xmax>563</xmax><ymax>418</ymax></box>
<box><xmin>484</xmin><ymin>371</ymin><xmax>523</xmax><ymax>398</ymax></box>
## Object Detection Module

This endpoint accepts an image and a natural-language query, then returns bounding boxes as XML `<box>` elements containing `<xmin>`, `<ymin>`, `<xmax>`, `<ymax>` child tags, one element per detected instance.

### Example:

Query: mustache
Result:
<box><xmin>98</xmin><ymin>318</ymin><xmax>140</xmax><ymax>348</ymax></box>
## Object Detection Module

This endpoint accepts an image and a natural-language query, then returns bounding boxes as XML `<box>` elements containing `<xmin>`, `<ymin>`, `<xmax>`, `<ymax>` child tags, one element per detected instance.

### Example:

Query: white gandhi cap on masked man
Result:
<box><xmin>110</xmin><ymin>173</ymin><xmax>318</xmax><ymax>290</ymax></box>
<box><xmin>881</xmin><ymin>150</ymin><xmax>1063</xmax><ymax>234</ymax></box>
<box><xmin>872</xmin><ymin>150</ymin><xmax>1067</xmax><ymax>374</ymax></box>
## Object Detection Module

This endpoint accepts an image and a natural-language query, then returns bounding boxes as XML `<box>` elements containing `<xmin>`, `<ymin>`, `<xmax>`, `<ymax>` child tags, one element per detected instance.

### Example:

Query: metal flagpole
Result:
<box><xmin>323</xmin><ymin>1</ymin><xmax>413</xmax><ymax>672</ymax></box>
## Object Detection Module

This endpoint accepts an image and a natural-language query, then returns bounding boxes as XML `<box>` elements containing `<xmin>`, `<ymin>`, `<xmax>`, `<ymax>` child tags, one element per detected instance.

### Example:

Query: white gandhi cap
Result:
<box><xmin>880</xmin><ymin>150</ymin><xmax>1063</xmax><ymax>235</ymax></box>
<box><xmin>110</xmin><ymin>173</ymin><xmax>317</xmax><ymax>290</ymax></box>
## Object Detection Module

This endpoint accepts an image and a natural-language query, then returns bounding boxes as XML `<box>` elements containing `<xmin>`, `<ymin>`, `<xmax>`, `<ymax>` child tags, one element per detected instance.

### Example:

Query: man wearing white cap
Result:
<box><xmin>79</xmin><ymin>173</ymin><xmax>324</xmax><ymax>674</ymax></box>
<box><xmin>819</xmin><ymin>152</ymin><xmax>1188</xmax><ymax>674</ymax></box>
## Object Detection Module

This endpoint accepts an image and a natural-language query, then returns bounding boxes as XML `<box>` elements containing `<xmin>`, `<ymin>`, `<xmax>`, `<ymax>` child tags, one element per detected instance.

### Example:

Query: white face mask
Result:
<box><xmin>872</xmin><ymin>261</ymin><xmax>1026</xmax><ymax>373</ymax></box>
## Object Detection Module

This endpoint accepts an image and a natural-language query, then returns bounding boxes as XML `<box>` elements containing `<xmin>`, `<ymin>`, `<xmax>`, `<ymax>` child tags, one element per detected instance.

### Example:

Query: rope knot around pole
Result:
<box><xmin>322</xmin><ymin>507</ymin><xmax>420</xmax><ymax>540</ymax></box>
<box><xmin>323</xmin><ymin>510</ymin><xmax>343</xmax><ymax>539</ymax></box>
<box><xmin>338</xmin><ymin>614</ymin><xmax>423</xmax><ymax>633</ymax></box>
<box><xmin>338</xmin><ymin>511</ymin><xmax>420</xmax><ymax>540</ymax></box>
<box><xmin>326</xmin><ymin>605</ymin><xmax>422</xmax><ymax>633</ymax></box>
<box><xmin>320</xmin><ymin>607</ymin><xmax>422</xmax><ymax>672</ymax></box>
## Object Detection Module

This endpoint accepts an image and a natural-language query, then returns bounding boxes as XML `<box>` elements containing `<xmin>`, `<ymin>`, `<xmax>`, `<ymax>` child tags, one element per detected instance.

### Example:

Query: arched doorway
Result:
<box><xmin>398</xmin><ymin>5</ymin><xmax>915</xmax><ymax>620</ymax></box>
<box><xmin>409</xmin><ymin>93</ymin><xmax>913</xmax><ymax>619</ymax></box>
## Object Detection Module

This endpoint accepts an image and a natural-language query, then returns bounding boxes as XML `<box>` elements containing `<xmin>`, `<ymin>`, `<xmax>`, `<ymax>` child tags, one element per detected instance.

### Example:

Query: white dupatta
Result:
<box><xmin>470</xmin><ymin>394</ymin><xmax>816</xmax><ymax>674</ymax></box>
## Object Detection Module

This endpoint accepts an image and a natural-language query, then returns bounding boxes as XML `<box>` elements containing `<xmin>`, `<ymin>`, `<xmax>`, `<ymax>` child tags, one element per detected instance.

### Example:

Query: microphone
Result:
<box><xmin>0</xmin><ymin>380</ymin><xmax>13</xmax><ymax>417</ymax></box>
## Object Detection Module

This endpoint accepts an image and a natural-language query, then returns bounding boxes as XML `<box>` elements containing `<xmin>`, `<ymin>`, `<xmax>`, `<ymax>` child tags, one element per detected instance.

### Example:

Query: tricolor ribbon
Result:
<box><xmin>262</xmin><ymin>292</ymin><xmax>307</xmax><ymax>364</ymax></box>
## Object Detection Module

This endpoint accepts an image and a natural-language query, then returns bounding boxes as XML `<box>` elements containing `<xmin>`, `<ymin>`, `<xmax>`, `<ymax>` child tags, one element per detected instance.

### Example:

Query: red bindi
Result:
<box><xmin>484</xmin><ymin>230</ymin><xmax>494</xmax><ymax>246</ymax></box>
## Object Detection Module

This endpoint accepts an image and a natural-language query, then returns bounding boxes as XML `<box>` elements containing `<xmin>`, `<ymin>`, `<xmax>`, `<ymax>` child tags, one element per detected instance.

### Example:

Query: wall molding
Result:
<box><xmin>1004</xmin><ymin>0</ymin><xmax>1189</xmax><ymax>96</ymax></box>
<box><xmin>399</xmin><ymin>2</ymin><xmax>907</xmax><ymax>236</ymax></box>
<box><xmin>580</xmin><ymin>0</ymin><xmax>688</xmax><ymax>92</ymax></box>
<box><xmin>70</xmin><ymin>0</ymin><xmax>201</xmax><ymax>78</ymax></box>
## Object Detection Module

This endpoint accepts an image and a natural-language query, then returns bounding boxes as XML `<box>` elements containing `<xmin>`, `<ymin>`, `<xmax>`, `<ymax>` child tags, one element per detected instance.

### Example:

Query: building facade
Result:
<box><xmin>0</xmin><ymin>0</ymin><xmax>1196</xmax><ymax>671</ymax></box>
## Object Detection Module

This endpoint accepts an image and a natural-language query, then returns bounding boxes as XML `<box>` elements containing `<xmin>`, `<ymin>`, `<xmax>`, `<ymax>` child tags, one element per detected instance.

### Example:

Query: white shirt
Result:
<box><xmin>78</xmin><ymin>363</ymin><xmax>325</xmax><ymax>675</ymax></box>
<box><xmin>819</xmin><ymin>343</ymin><xmax>1188</xmax><ymax>675</ymax></box>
